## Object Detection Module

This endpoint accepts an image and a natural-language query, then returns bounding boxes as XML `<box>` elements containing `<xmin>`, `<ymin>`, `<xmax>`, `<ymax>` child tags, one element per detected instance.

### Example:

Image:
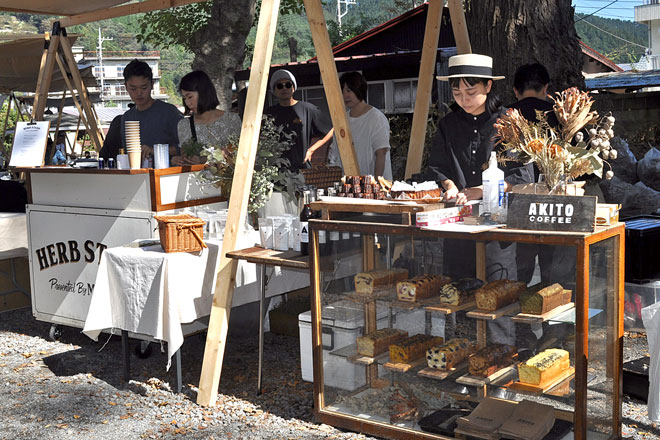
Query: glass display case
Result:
<box><xmin>307</xmin><ymin>218</ymin><xmax>624</xmax><ymax>440</ymax></box>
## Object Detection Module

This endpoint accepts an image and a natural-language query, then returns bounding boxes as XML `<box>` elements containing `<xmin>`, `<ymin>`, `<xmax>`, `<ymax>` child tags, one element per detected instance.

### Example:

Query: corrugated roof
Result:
<box><xmin>585</xmin><ymin>70</ymin><xmax>660</xmax><ymax>91</ymax></box>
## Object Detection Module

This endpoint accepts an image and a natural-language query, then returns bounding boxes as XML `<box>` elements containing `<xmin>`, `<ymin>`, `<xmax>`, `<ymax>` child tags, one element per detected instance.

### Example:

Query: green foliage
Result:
<box><xmin>198</xmin><ymin>116</ymin><xmax>304</xmax><ymax>213</ymax></box>
<box><xmin>138</xmin><ymin>2</ymin><xmax>213</xmax><ymax>51</ymax></box>
<box><xmin>0</xmin><ymin>100</ymin><xmax>21</xmax><ymax>157</ymax></box>
<box><xmin>574</xmin><ymin>13</ymin><xmax>647</xmax><ymax>65</ymax></box>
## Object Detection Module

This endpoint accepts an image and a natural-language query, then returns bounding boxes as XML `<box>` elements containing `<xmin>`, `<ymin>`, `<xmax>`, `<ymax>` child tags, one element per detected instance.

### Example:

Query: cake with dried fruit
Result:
<box><xmin>389</xmin><ymin>334</ymin><xmax>444</xmax><ymax>364</ymax></box>
<box><xmin>519</xmin><ymin>283</ymin><xmax>572</xmax><ymax>315</ymax></box>
<box><xmin>426</xmin><ymin>338</ymin><xmax>473</xmax><ymax>370</ymax></box>
<box><xmin>438</xmin><ymin>278</ymin><xmax>484</xmax><ymax>305</ymax></box>
<box><xmin>354</xmin><ymin>268</ymin><xmax>408</xmax><ymax>294</ymax></box>
<box><xmin>396</xmin><ymin>274</ymin><xmax>452</xmax><ymax>302</ymax></box>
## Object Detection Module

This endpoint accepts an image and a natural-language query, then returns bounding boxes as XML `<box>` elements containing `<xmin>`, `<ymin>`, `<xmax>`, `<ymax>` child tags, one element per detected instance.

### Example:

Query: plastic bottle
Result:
<box><xmin>482</xmin><ymin>151</ymin><xmax>505</xmax><ymax>219</ymax></box>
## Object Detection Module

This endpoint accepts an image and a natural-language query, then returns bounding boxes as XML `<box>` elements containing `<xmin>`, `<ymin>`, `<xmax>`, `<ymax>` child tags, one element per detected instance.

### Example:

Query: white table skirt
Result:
<box><xmin>0</xmin><ymin>213</ymin><xmax>28</xmax><ymax>259</ymax></box>
<box><xmin>83</xmin><ymin>230</ymin><xmax>310</xmax><ymax>368</ymax></box>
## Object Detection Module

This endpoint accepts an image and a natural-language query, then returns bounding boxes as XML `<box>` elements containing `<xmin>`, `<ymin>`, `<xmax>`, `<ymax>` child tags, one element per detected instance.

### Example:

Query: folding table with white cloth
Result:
<box><xmin>0</xmin><ymin>212</ymin><xmax>30</xmax><ymax>301</ymax></box>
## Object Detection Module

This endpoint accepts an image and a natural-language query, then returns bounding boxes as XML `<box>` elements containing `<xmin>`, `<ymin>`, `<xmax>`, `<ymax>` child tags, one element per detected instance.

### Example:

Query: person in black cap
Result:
<box><xmin>264</xmin><ymin>69</ymin><xmax>333</xmax><ymax>170</ymax></box>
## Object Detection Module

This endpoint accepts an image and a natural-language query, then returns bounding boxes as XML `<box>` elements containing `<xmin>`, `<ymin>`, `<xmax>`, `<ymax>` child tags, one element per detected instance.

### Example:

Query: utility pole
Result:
<box><xmin>337</xmin><ymin>0</ymin><xmax>356</xmax><ymax>37</ymax></box>
<box><xmin>97</xmin><ymin>27</ymin><xmax>113</xmax><ymax>107</ymax></box>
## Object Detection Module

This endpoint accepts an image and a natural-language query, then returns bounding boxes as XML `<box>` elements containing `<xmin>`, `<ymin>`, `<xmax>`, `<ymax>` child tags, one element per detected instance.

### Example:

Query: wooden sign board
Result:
<box><xmin>506</xmin><ymin>193</ymin><xmax>597</xmax><ymax>232</ymax></box>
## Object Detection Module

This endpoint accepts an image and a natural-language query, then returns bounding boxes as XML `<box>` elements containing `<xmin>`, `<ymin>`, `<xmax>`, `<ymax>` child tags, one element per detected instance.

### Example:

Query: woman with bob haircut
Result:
<box><xmin>325</xmin><ymin>71</ymin><xmax>392</xmax><ymax>179</ymax></box>
<box><xmin>174</xmin><ymin>70</ymin><xmax>241</xmax><ymax>165</ymax></box>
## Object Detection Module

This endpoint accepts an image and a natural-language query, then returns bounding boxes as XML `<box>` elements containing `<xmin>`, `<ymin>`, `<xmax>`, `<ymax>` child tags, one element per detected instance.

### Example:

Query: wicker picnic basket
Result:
<box><xmin>155</xmin><ymin>214</ymin><xmax>207</xmax><ymax>253</ymax></box>
<box><xmin>301</xmin><ymin>165</ymin><xmax>343</xmax><ymax>191</ymax></box>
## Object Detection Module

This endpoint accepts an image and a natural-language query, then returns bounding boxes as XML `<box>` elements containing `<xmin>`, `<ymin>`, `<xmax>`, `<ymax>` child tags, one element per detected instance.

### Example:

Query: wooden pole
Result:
<box><xmin>404</xmin><ymin>0</ymin><xmax>444</xmax><ymax>179</ymax></box>
<box><xmin>197</xmin><ymin>0</ymin><xmax>281</xmax><ymax>407</ymax></box>
<box><xmin>55</xmin><ymin>53</ymin><xmax>93</xmax><ymax>141</ymax></box>
<box><xmin>59</xmin><ymin>34</ymin><xmax>105</xmax><ymax>151</ymax></box>
<box><xmin>447</xmin><ymin>0</ymin><xmax>472</xmax><ymax>54</ymax></box>
<box><xmin>33</xmin><ymin>34</ymin><xmax>60</xmax><ymax>119</ymax></box>
<box><xmin>303</xmin><ymin>0</ymin><xmax>360</xmax><ymax>175</ymax></box>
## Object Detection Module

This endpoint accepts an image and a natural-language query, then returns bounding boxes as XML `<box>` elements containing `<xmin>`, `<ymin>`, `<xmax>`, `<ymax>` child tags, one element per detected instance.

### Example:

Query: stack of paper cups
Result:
<box><xmin>125</xmin><ymin>120</ymin><xmax>142</xmax><ymax>169</ymax></box>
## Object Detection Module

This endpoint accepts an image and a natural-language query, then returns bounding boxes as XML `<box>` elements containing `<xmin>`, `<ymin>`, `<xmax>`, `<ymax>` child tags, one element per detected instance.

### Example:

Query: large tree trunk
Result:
<box><xmin>464</xmin><ymin>0</ymin><xmax>585</xmax><ymax>105</ymax></box>
<box><xmin>190</xmin><ymin>0</ymin><xmax>257</xmax><ymax>111</ymax></box>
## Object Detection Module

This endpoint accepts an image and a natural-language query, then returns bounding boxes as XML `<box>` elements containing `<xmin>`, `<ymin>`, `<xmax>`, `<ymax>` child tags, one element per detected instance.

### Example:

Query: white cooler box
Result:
<box><xmin>298</xmin><ymin>300</ymin><xmax>446</xmax><ymax>391</ymax></box>
<box><xmin>299</xmin><ymin>299</ymin><xmax>390</xmax><ymax>391</ymax></box>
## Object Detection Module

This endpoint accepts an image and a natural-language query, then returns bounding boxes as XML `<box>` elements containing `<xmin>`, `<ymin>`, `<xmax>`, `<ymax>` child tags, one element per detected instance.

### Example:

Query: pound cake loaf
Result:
<box><xmin>518</xmin><ymin>348</ymin><xmax>570</xmax><ymax>385</ymax></box>
<box><xmin>389</xmin><ymin>334</ymin><xmax>444</xmax><ymax>364</ymax></box>
<box><xmin>356</xmin><ymin>328</ymin><xmax>408</xmax><ymax>357</ymax></box>
<box><xmin>426</xmin><ymin>338</ymin><xmax>473</xmax><ymax>370</ymax></box>
<box><xmin>519</xmin><ymin>283</ymin><xmax>571</xmax><ymax>315</ymax></box>
<box><xmin>354</xmin><ymin>268</ymin><xmax>408</xmax><ymax>294</ymax></box>
<box><xmin>468</xmin><ymin>343</ymin><xmax>517</xmax><ymax>377</ymax></box>
<box><xmin>396</xmin><ymin>274</ymin><xmax>452</xmax><ymax>302</ymax></box>
<box><xmin>438</xmin><ymin>278</ymin><xmax>485</xmax><ymax>305</ymax></box>
<box><xmin>474</xmin><ymin>279</ymin><xmax>527</xmax><ymax>311</ymax></box>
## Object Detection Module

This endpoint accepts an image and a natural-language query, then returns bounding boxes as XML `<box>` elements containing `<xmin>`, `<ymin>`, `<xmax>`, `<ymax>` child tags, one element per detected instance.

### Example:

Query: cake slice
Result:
<box><xmin>517</xmin><ymin>348</ymin><xmax>570</xmax><ymax>385</ymax></box>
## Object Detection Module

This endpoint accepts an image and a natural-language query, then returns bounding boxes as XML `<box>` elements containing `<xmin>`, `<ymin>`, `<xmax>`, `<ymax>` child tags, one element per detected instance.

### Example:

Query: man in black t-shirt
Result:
<box><xmin>264</xmin><ymin>69</ymin><xmax>333</xmax><ymax>170</ymax></box>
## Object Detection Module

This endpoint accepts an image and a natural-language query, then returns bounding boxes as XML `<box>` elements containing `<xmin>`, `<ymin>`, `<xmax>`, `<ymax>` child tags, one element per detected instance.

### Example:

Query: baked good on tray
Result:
<box><xmin>354</xmin><ymin>268</ymin><xmax>408</xmax><ymax>294</ymax></box>
<box><xmin>438</xmin><ymin>278</ymin><xmax>485</xmax><ymax>305</ymax></box>
<box><xmin>396</xmin><ymin>274</ymin><xmax>452</xmax><ymax>302</ymax></box>
<box><xmin>356</xmin><ymin>328</ymin><xmax>408</xmax><ymax>357</ymax></box>
<box><xmin>468</xmin><ymin>343</ymin><xmax>517</xmax><ymax>377</ymax></box>
<box><xmin>517</xmin><ymin>348</ymin><xmax>570</xmax><ymax>385</ymax></box>
<box><xmin>474</xmin><ymin>279</ymin><xmax>527</xmax><ymax>311</ymax></box>
<box><xmin>389</xmin><ymin>180</ymin><xmax>442</xmax><ymax>200</ymax></box>
<box><xmin>519</xmin><ymin>283</ymin><xmax>572</xmax><ymax>315</ymax></box>
<box><xmin>389</xmin><ymin>334</ymin><xmax>444</xmax><ymax>364</ymax></box>
<box><xmin>426</xmin><ymin>338</ymin><xmax>473</xmax><ymax>370</ymax></box>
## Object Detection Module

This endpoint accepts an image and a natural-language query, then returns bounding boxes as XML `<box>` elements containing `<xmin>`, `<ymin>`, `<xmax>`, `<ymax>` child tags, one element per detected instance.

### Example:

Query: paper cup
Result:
<box><xmin>128</xmin><ymin>150</ymin><xmax>141</xmax><ymax>169</ymax></box>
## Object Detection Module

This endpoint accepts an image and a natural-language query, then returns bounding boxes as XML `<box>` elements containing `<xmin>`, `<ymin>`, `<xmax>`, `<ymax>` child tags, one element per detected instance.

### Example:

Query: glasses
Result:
<box><xmin>276</xmin><ymin>82</ymin><xmax>293</xmax><ymax>90</ymax></box>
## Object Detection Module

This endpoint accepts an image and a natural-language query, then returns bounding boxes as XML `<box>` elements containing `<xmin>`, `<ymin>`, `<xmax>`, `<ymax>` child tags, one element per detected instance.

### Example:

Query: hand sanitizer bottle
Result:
<box><xmin>482</xmin><ymin>151</ymin><xmax>505</xmax><ymax>220</ymax></box>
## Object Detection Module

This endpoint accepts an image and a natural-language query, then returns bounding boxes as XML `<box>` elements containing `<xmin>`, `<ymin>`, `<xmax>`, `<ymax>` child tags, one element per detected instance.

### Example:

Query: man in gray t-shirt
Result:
<box><xmin>100</xmin><ymin>59</ymin><xmax>182</xmax><ymax>163</ymax></box>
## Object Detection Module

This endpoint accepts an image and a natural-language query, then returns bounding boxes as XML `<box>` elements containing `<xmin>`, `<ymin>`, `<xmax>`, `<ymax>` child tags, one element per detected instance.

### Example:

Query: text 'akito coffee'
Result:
<box><xmin>528</xmin><ymin>202</ymin><xmax>574</xmax><ymax>224</ymax></box>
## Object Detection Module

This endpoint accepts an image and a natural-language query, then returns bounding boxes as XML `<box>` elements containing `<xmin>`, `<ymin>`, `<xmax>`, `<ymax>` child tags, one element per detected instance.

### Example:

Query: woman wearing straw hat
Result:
<box><xmin>420</xmin><ymin>53</ymin><xmax>521</xmax><ymax>283</ymax></box>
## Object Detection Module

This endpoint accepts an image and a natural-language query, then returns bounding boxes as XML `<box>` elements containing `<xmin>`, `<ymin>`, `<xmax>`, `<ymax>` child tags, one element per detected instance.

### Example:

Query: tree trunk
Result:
<box><xmin>288</xmin><ymin>36</ymin><xmax>298</xmax><ymax>62</ymax></box>
<box><xmin>464</xmin><ymin>0</ymin><xmax>585</xmax><ymax>105</ymax></box>
<box><xmin>190</xmin><ymin>0</ymin><xmax>257</xmax><ymax>111</ymax></box>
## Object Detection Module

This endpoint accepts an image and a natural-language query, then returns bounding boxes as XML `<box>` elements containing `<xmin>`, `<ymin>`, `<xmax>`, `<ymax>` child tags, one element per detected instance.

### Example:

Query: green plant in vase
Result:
<box><xmin>196</xmin><ymin>115</ymin><xmax>304</xmax><ymax>215</ymax></box>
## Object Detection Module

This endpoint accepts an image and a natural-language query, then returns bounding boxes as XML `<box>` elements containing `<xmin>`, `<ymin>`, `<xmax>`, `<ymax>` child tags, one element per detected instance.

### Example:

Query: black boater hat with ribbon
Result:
<box><xmin>436</xmin><ymin>54</ymin><xmax>505</xmax><ymax>81</ymax></box>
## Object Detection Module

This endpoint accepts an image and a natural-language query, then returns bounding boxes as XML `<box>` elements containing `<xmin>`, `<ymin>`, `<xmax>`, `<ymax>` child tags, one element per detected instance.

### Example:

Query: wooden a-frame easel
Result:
<box><xmin>32</xmin><ymin>25</ymin><xmax>104</xmax><ymax>151</ymax></box>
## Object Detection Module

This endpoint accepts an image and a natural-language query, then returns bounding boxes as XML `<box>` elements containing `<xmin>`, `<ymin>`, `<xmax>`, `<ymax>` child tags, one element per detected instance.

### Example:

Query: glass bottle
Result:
<box><xmin>299</xmin><ymin>190</ymin><xmax>313</xmax><ymax>256</ymax></box>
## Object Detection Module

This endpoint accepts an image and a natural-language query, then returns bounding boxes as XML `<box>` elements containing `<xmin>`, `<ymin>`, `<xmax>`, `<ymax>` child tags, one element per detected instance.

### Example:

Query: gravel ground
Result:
<box><xmin>0</xmin><ymin>306</ymin><xmax>657</xmax><ymax>440</ymax></box>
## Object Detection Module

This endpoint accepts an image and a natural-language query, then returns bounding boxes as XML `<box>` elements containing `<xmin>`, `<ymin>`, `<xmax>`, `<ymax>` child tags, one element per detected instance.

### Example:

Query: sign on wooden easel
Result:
<box><xmin>9</xmin><ymin>120</ymin><xmax>51</xmax><ymax>167</ymax></box>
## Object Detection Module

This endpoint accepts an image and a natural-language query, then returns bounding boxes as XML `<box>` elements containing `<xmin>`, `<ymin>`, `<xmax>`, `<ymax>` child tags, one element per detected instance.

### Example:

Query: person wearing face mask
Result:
<box><xmin>264</xmin><ymin>69</ymin><xmax>333</xmax><ymax>170</ymax></box>
<box><xmin>326</xmin><ymin>71</ymin><xmax>392</xmax><ymax>179</ymax></box>
<box><xmin>174</xmin><ymin>70</ymin><xmax>242</xmax><ymax>165</ymax></box>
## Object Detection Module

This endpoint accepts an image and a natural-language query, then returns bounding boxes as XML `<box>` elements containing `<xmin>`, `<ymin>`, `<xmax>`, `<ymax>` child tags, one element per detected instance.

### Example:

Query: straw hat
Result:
<box><xmin>436</xmin><ymin>54</ymin><xmax>505</xmax><ymax>81</ymax></box>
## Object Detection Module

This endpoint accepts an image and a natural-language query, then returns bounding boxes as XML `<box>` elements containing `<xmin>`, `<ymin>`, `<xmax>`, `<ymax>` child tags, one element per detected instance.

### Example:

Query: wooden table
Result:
<box><xmin>226</xmin><ymin>246</ymin><xmax>309</xmax><ymax>394</ymax></box>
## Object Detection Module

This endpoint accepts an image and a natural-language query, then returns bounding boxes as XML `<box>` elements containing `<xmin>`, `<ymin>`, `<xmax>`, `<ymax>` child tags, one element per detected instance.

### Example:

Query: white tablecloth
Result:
<box><xmin>0</xmin><ymin>213</ymin><xmax>28</xmax><ymax>259</ymax></box>
<box><xmin>83</xmin><ymin>241</ymin><xmax>221</xmax><ymax>368</ymax></box>
<box><xmin>83</xmin><ymin>229</ymin><xmax>310</xmax><ymax>368</ymax></box>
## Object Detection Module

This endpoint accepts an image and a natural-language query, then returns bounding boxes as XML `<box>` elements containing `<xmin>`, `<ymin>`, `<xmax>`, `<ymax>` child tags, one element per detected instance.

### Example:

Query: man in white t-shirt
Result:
<box><xmin>326</xmin><ymin>71</ymin><xmax>392</xmax><ymax>179</ymax></box>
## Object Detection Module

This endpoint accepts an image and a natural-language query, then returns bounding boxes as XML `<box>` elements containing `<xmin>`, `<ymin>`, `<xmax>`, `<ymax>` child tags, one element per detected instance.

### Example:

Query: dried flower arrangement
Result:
<box><xmin>196</xmin><ymin>115</ymin><xmax>304</xmax><ymax>214</ymax></box>
<box><xmin>494</xmin><ymin>87</ymin><xmax>616</xmax><ymax>194</ymax></box>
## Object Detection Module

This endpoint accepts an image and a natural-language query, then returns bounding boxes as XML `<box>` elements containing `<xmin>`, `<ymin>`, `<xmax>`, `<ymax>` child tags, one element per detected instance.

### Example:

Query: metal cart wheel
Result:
<box><xmin>48</xmin><ymin>324</ymin><xmax>62</xmax><ymax>341</ymax></box>
<box><xmin>135</xmin><ymin>340</ymin><xmax>152</xmax><ymax>359</ymax></box>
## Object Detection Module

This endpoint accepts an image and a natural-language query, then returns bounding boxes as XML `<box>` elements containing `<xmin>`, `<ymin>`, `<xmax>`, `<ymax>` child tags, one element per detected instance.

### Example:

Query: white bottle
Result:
<box><xmin>482</xmin><ymin>151</ymin><xmax>505</xmax><ymax>218</ymax></box>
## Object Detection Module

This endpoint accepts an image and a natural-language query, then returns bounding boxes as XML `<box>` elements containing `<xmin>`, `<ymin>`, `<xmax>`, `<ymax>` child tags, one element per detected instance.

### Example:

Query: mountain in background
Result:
<box><xmin>575</xmin><ymin>13</ymin><xmax>647</xmax><ymax>64</ymax></box>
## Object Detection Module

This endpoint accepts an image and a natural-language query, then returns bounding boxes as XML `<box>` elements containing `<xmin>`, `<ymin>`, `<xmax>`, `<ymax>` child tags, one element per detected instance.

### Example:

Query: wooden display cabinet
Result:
<box><xmin>308</xmin><ymin>217</ymin><xmax>624</xmax><ymax>440</ymax></box>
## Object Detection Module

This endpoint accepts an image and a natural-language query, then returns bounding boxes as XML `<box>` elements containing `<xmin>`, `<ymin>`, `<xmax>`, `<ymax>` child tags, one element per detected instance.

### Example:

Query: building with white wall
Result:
<box><xmin>635</xmin><ymin>0</ymin><xmax>660</xmax><ymax>70</ymax></box>
<box><xmin>82</xmin><ymin>51</ymin><xmax>169</xmax><ymax>110</ymax></box>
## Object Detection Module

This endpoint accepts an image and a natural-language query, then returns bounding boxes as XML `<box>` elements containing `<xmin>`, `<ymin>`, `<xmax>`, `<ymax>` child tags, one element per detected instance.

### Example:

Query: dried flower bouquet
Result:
<box><xmin>495</xmin><ymin>87</ymin><xmax>616</xmax><ymax>194</ymax></box>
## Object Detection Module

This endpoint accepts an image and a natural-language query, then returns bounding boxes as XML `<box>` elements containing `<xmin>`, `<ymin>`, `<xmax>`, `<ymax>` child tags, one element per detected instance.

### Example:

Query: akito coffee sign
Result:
<box><xmin>506</xmin><ymin>193</ymin><xmax>597</xmax><ymax>232</ymax></box>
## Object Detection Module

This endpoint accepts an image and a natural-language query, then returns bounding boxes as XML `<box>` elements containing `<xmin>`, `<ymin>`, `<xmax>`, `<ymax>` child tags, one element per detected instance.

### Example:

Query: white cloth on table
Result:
<box><xmin>83</xmin><ymin>242</ymin><xmax>221</xmax><ymax>369</ymax></box>
<box><xmin>0</xmin><ymin>213</ymin><xmax>28</xmax><ymax>259</ymax></box>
